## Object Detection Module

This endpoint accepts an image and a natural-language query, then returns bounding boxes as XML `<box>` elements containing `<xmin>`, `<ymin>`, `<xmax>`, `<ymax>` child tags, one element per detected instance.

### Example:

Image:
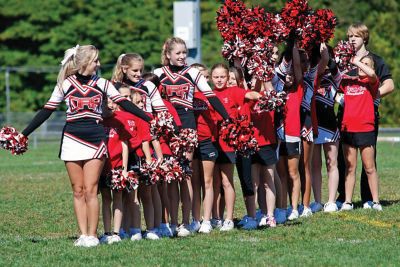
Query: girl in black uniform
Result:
<box><xmin>154</xmin><ymin>37</ymin><xmax>229</xmax><ymax>237</ymax></box>
<box><xmin>20</xmin><ymin>45</ymin><xmax>150</xmax><ymax>247</ymax></box>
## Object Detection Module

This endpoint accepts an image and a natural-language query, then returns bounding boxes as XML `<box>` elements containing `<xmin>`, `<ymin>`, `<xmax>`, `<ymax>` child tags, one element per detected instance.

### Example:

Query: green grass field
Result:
<box><xmin>1</xmin><ymin>142</ymin><xmax>400</xmax><ymax>266</ymax></box>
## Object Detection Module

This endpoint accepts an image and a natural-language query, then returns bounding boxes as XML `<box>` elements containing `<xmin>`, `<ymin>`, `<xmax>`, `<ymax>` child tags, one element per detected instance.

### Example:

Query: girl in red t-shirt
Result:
<box><xmin>100</xmin><ymin>98</ymin><xmax>131</xmax><ymax>244</ymax></box>
<box><xmin>211</xmin><ymin>63</ymin><xmax>261</xmax><ymax>231</ymax></box>
<box><xmin>339</xmin><ymin>55</ymin><xmax>381</xmax><ymax>211</ymax></box>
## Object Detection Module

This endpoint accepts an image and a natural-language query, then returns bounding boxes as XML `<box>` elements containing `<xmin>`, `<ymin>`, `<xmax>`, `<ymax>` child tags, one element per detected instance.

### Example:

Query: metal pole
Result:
<box><xmin>5</xmin><ymin>67</ymin><xmax>10</xmax><ymax>124</ymax></box>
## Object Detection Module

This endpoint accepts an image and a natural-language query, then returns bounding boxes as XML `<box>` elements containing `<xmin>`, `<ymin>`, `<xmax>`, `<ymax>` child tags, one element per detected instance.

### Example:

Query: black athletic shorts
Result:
<box><xmin>177</xmin><ymin>109</ymin><xmax>197</xmax><ymax>130</ymax></box>
<box><xmin>279</xmin><ymin>141</ymin><xmax>301</xmax><ymax>157</ymax></box>
<box><xmin>252</xmin><ymin>145</ymin><xmax>278</xmax><ymax>166</ymax></box>
<box><xmin>341</xmin><ymin>131</ymin><xmax>375</xmax><ymax>148</ymax></box>
<box><xmin>196</xmin><ymin>138</ymin><xmax>218</xmax><ymax>161</ymax></box>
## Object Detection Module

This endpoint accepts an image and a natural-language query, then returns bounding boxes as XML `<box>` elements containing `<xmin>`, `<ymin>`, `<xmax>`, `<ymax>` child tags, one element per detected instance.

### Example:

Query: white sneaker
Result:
<box><xmin>363</xmin><ymin>201</ymin><xmax>373</xmax><ymax>209</ymax></box>
<box><xmin>189</xmin><ymin>220</ymin><xmax>201</xmax><ymax>233</ymax></box>
<box><xmin>198</xmin><ymin>220</ymin><xmax>212</xmax><ymax>234</ymax></box>
<box><xmin>74</xmin><ymin>235</ymin><xmax>87</xmax><ymax>247</ymax></box>
<box><xmin>237</xmin><ymin>215</ymin><xmax>249</xmax><ymax>227</ymax></box>
<box><xmin>340</xmin><ymin>202</ymin><xmax>354</xmax><ymax>211</ymax></box>
<box><xmin>107</xmin><ymin>234</ymin><xmax>121</xmax><ymax>244</ymax></box>
<box><xmin>129</xmin><ymin>228</ymin><xmax>142</xmax><ymax>241</ymax></box>
<box><xmin>144</xmin><ymin>230</ymin><xmax>160</xmax><ymax>240</ymax></box>
<box><xmin>323</xmin><ymin>202</ymin><xmax>338</xmax><ymax>213</ymax></box>
<box><xmin>300</xmin><ymin>206</ymin><xmax>313</xmax><ymax>218</ymax></box>
<box><xmin>83</xmin><ymin>236</ymin><xmax>100</xmax><ymax>247</ymax></box>
<box><xmin>372</xmin><ymin>202</ymin><xmax>383</xmax><ymax>211</ymax></box>
<box><xmin>220</xmin><ymin>219</ymin><xmax>234</xmax><ymax>232</ymax></box>
<box><xmin>210</xmin><ymin>218</ymin><xmax>223</xmax><ymax>229</ymax></box>
<box><xmin>242</xmin><ymin>217</ymin><xmax>258</xmax><ymax>230</ymax></box>
<box><xmin>288</xmin><ymin>209</ymin><xmax>299</xmax><ymax>221</ymax></box>
<box><xmin>310</xmin><ymin>202</ymin><xmax>323</xmax><ymax>213</ymax></box>
<box><xmin>177</xmin><ymin>224</ymin><xmax>191</xmax><ymax>237</ymax></box>
<box><xmin>258</xmin><ymin>215</ymin><xmax>268</xmax><ymax>227</ymax></box>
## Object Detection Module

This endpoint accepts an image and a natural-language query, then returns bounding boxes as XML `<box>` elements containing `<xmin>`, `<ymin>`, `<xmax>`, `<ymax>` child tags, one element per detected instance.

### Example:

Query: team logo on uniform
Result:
<box><xmin>165</xmin><ymin>84</ymin><xmax>190</xmax><ymax>99</ymax></box>
<box><xmin>347</xmin><ymin>85</ymin><xmax>366</xmax><ymax>96</ymax></box>
<box><xmin>69</xmin><ymin>95</ymin><xmax>102</xmax><ymax>112</ymax></box>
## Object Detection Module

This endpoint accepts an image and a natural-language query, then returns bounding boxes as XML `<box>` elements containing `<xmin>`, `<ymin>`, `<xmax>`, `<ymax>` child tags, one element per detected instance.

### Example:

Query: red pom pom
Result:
<box><xmin>0</xmin><ymin>126</ymin><xmax>28</xmax><ymax>155</ymax></box>
<box><xmin>334</xmin><ymin>40</ymin><xmax>356</xmax><ymax>72</ymax></box>
<box><xmin>110</xmin><ymin>169</ymin><xmax>139</xmax><ymax>192</ymax></box>
<box><xmin>254</xmin><ymin>90</ymin><xmax>288</xmax><ymax>112</ymax></box>
<box><xmin>219</xmin><ymin>116</ymin><xmax>259</xmax><ymax>157</ymax></box>
<box><xmin>170</xmin><ymin>128</ymin><xmax>198</xmax><ymax>159</ymax></box>
<box><xmin>140</xmin><ymin>159</ymin><xmax>161</xmax><ymax>185</ymax></box>
<box><xmin>150</xmin><ymin>111</ymin><xmax>175</xmax><ymax>141</ymax></box>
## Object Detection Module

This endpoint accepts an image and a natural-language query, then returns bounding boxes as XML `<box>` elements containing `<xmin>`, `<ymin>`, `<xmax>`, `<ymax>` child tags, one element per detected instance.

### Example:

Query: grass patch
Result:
<box><xmin>1</xmin><ymin>142</ymin><xmax>399</xmax><ymax>266</ymax></box>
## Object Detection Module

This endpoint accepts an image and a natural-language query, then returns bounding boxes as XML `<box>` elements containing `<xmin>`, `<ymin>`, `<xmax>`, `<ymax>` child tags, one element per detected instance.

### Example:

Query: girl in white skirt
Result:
<box><xmin>20</xmin><ymin>45</ymin><xmax>150</xmax><ymax>247</ymax></box>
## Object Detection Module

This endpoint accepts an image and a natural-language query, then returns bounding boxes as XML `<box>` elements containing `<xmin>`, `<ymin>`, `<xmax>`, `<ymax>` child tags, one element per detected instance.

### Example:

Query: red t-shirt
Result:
<box><xmin>284</xmin><ymin>83</ymin><xmax>304</xmax><ymax>138</ymax></box>
<box><xmin>193</xmin><ymin>92</ymin><xmax>217</xmax><ymax>142</ymax></box>
<box><xmin>214</xmin><ymin>86</ymin><xmax>247</xmax><ymax>152</ymax></box>
<box><xmin>103</xmin><ymin>115</ymin><xmax>131</xmax><ymax>171</ymax></box>
<box><xmin>340</xmin><ymin>75</ymin><xmax>379</xmax><ymax>132</ymax></box>
<box><xmin>251</xmin><ymin>98</ymin><xmax>276</xmax><ymax>146</ymax></box>
<box><xmin>112</xmin><ymin>110</ymin><xmax>151</xmax><ymax>152</ymax></box>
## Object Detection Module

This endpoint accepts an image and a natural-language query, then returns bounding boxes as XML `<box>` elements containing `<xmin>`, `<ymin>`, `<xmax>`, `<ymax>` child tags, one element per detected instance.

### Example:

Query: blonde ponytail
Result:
<box><xmin>57</xmin><ymin>45</ymin><xmax>98</xmax><ymax>88</ymax></box>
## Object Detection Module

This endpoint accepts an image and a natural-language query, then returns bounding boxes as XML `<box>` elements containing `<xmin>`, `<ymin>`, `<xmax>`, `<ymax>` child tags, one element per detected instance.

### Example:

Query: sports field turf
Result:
<box><xmin>1</xmin><ymin>141</ymin><xmax>399</xmax><ymax>266</ymax></box>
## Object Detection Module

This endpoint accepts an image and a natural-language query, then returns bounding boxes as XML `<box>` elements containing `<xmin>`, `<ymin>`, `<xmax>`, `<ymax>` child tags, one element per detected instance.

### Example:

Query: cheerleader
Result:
<box><xmin>250</xmin><ymin>82</ymin><xmax>279</xmax><ymax>228</ymax></box>
<box><xmin>339</xmin><ymin>55</ymin><xmax>382</xmax><ymax>211</ymax></box>
<box><xmin>143</xmin><ymin>72</ymin><xmax>183</xmax><ymax>237</ymax></box>
<box><xmin>20</xmin><ymin>45</ymin><xmax>150</xmax><ymax>247</ymax></box>
<box><xmin>210</xmin><ymin>63</ymin><xmax>261</xmax><ymax>231</ymax></box>
<box><xmin>154</xmin><ymin>37</ymin><xmax>229</xmax><ymax>237</ymax></box>
<box><xmin>227</xmin><ymin>66</ymin><xmax>256</xmax><ymax>229</ymax></box>
<box><xmin>112</xmin><ymin>53</ymin><xmax>168</xmax><ymax>114</ymax></box>
<box><xmin>311</xmin><ymin>48</ymin><xmax>342</xmax><ymax>213</ymax></box>
<box><xmin>99</xmin><ymin>98</ymin><xmax>132</xmax><ymax>244</ymax></box>
<box><xmin>297</xmin><ymin>43</ymin><xmax>328</xmax><ymax>217</ymax></box>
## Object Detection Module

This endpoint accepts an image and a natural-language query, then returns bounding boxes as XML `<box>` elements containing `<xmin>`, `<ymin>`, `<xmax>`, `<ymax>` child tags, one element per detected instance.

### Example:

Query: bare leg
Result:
<box><xmin>288</xmin><ymin>156</ymin><xmax>300</xmax><ymax>210</ymax></box>
<box><xmin>82</xmin><ymin>158</ymin><xmax>104</xmax><ymax>236</ymax></box>
<box><xmin>301</xmin><ymin>140</ymin><xmax>314</xmax><ymax>208</ymax></box>
<box><xmin>220</xmin><ymin>163</ymin><xmax>235</xmax><ymax>221</ymax></box>
<box><xmin>212</xmin><ymin>165</ymin><xmax>222</xmax><ymax>220</ymax></box>
<box><xmin>360</xmin><ymin>146</ymin><xmax>379</xmax><ymax>202</ymax></box>
<box><xmin>343</xmin><ymin>144</ymin><xmax>358</xmax><ymax>204</ymax></box>
<box><xmin>323</xmin><ymin>142</ymin><xmax>339</xmax><ymax>203</ymax></box>
<box><xmin>112</xmin><ymin>190</ymin><xmax>123</xmax><ymax>233</ymax></box>
<box><xmin>202</xmin><ymin>160</ymin><xmax>215</xmax><ymax>221</ymax></box>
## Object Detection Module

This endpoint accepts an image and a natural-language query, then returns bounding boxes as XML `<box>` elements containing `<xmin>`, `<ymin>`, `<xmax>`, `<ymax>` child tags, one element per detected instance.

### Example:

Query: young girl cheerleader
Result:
<box><xmin>112</xmin><ymin>53</ymin><xmax>167</xmax><ymax>115</ymax></box>
<box><xmin>126</xmin><ymin>91</ymin><xmax>162</xmax><ymax>239</ymax></box>
<box><xmin>142</xmin><ymin>72</ymin><xmax>183</xmax><ymax>237</ymax></box>
<box><xmin>296</xmin><ymin>43</ymin><xmax>328</xmax><ymax>218</ymax></box>
<box><xmin>250</xmin><ymin>81</ymin><xmax>279</xmax><ymax>228</ymax></box>
<box><xmin>337</xmin><ymin>23</ymin><xmax>394</xmax><ymax>208</ymax></box>
<box><xmin>190</xmin><ymin>64</ymin><xmax>219</xmax><ymax>234</ymax></box>
<box><xmin>210</xmin><ymin>63</ymin><xmax>261</xmax><ymax>231</ymax></box>
<box><xmin>99</xmin><ymin>98</ymin><xmax>132</xmax><ymax>244</ymax></box>
<box><xmin>339</xmin><ymin>55</ymin><xmax>382</xmax><ymax>211</ymax></box>
<box><xmin>227</xmin><ymin>66</ymin><xmax>256</xmax><ymax>230</ymax></box>
<box><xmin>20</xmin><ymin>45</ymin><xmax>150</xmax><ymax>247</ymax></box>
<box><xmin>311</xmin><ymin>49</ymin><xmax>342</xmax><ymax>213</ymax></box>
<box><xmin>189</xmin><ymin>63</ymin><xmax>209</xmax><ymax>233</ymax></box>
<box><xmin>154</xmin><ymin>37</ymin><xmax>229</xmax><ymax>237</ymax></box>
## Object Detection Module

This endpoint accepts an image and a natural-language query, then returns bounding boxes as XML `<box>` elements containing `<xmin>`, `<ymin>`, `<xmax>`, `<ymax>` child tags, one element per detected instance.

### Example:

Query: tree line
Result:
<box><xmin>0</xmin><ymin>0</ymin><xmax>398</xmax><ymax>125</ymax></box>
